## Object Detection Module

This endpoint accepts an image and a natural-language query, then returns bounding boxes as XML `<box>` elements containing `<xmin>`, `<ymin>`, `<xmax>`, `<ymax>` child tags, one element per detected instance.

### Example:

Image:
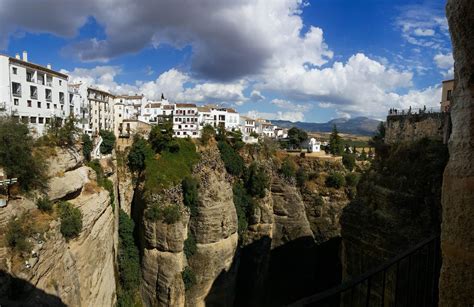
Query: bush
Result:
<box><xmin>218</xmin><ymin>141</ymin><xmax>244</xmax><ymax>176</ymax></box>
<box><xmin>0</xmin><ymin>117</ymin><xmax>47</xmax><ymax>191</ymax></box>
<box><xmin>182</xmin><ymin>176</ymin><xmax>199</xmax><ymax>216</ymax></box>
<box><xmin>88</xmin><ymin>160</ymin><xmax>115</xmax><ymax>207</ymax></box>
<box><xmin>145</xmin><ymin>203</ymin><xmax>181</xmax><ymax>224</ymax></box>
<box><xmin>201</xmin><ymin>124</ymin><xmax>216</xmax><ymax>145</ymax></box>
<box><xmin>6</xmin><ymin>217</ymin><xmax>30</xmax><ymax>252</ymax></box>
<box><xmin>184</xmin><ymin>232</ymin><xmax>197</xmax><ymax>258</ymax></box>
<box><xmin>233</xmin><ymin>182</ymin><xmax>254</xmax><ymax>237</ymax></box>
<box><xmin>296</xmin><ymin>167</ymin><xmax>308</xmax><ymax>187</ymax></box>
<box><xmin>345</xmin><ymin>172</ymin><xmax>360</xmax><ymax>187</ymax></box>
<box><xmin>342</xmin><ymin>154</ymin><xmax>356</xmax><ymax>171</ymax></box>
<box><xmin>99</xmin><ymin>130</ymin><xmax>116</xmax><ymax>154</ymax></box>
<box><xmin>288</xmin><ymin>127</ymin><xmax>307</xmax><ymax>149</ymax></box>
<box><xmin>244</xmin><ymin>163</ymin><xmax>269</xmax><ymax>198</ymax></box>
<box><xmin>82</xmin><ymin>134</ymin><xmax>93</xmax><ymax>162</ymax></box>
<box><xmin>325</xmin><ymin>172</ymin><xmax>346</xmax><ymax>189</ymax></box>
<box><xmin>44</xmin><ymin>116</ymin><xmax>80</xmax><ymax>147</ymax></box>
<box><xmin>58</xmin><ymin>202</ymin><xmax>83</xmax><ymax>240</ymax></box>
<box><xmin>182</xmin><ymin>267</ymin><xmax>196</xmax><ymax>291</ymax></box>
<box><xmin>127</xmin><ymin>136</ymin><xmax>153</xmax><ymax>173</ymax></box>
<box><xmin>36</xmin><ymin>197</ymin><xmax>53</xmax><ymax>212</ymax></box>
<box><xmin>280</xmin><ymin>158</ymin><xmax>296</xmax><ymax>179</ymax></box>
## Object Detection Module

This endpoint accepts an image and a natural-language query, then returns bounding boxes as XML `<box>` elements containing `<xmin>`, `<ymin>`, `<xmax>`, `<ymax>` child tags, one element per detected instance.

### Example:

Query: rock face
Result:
<box><xmin>46</xmin><ymin>147</ymin><xmax>84</xmax><ymax>178</ymax></box>
<box><xmin>385</xmin><ymin>113</ymin><xmax>446</xmax><ymax>144</ymax></box>
<box><xmin>0</xmin><ymin>149</ymin><xmax>117</xmax><ymax>307</ymax></box>
<box><xmin>440</xmin><ymin>1</ymin><xmax>474</xmax><ymax>305</ymax></box>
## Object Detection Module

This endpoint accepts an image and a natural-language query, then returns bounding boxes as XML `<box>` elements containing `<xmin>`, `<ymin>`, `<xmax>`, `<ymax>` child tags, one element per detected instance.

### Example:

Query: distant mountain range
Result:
<box><xmin>271</xmin><ymin>117</ymin><xmax>381</xmax><ymax>136</ymax></box>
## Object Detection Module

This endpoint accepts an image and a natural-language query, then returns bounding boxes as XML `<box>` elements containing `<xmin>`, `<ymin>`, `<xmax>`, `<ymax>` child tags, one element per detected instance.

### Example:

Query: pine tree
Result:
<box><xmin>329</xmin><ymin>124</ymin><xmax>343</xmax><ymax>156</ymax></box>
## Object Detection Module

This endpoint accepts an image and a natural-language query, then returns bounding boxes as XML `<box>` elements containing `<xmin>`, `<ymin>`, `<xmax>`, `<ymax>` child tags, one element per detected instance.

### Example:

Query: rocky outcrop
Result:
<box><xmin>385</xmin><ymin>113</ymin><xmax>446</xmax><ymax>144</ymax></box>
<box><xmin>440</xmin><ymin>1</ymin><xmax>474</xmax><ymax>305</ymax></box>
<box><xmin>0</xmin><ymin>149</ymin><xmax>117</xmax><ymax>307</ymax></box>
<box><xmin>46</xmin><ymin>147</ymin><xmax>84</xmax><ymax>178</ymax></box>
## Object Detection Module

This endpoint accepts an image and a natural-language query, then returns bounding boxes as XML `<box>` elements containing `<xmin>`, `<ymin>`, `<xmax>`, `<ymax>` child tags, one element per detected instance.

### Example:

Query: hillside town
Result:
<box><xmin>0</xmin><ymin>51</ymin><xmax>288</xmax><ymax>144</ymax></box>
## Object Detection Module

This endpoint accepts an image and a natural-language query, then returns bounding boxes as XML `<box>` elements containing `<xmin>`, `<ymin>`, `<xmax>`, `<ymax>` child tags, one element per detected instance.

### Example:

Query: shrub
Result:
<box><xmin>328</xmin><ymin>125</ymin><xmax>344</xmax><ymax>156</ymax></box>
<box><xmin>6</xmin><ymin>217</ymin><xmax>30</xmax><ymax>252</ymax></box>
<box><xmin>296</xmin><ymin>167</ymin><xmax>308</xmax><ymax>187</ymax></box>
<box><xmin>325</xmin><ymin>172</ymin><xmax>346</xmax><ymax>189</ymax></box>
<box><xmin>342</xmin><ymin>154</ymin><xmax>356</xmax><ymax>171</ymax></box>
<box><xmin>88</xmin><ymin>160</ymin><xmax>115</xmax><ymax>206</ymax></box>
<box><xmin>287</xmin><ymin>127</ymin><xmax>307</xmax><ymax>149</ymax></box>
<box><xmin>233</xmin><ymin>182</ymin><xmax>254</xmax><ymax>237</ymax></box>
<box><xmin>184</xmin><ymin>232</ymin><xmax>197</xmax><ymax>258</ymax></box>
<box><xmin>127</xmin><ymin>136</ymin><xmax>153</xmax><ymax>173</ymax></box>
<box><xmin>244</xmin><ymin>163</ymin><xmax>269</xmax><ymax>198</ymax></box>
<box><xmin>218</xmin><ymin>141</ymin><xmax>244</xmax><ymax>176</ymax></box>
<box><xmin>99</xmin><ymin>130</ymin><xmax>116</xmax><ymax>155</ymax></box>
<box><xmin>201</xmin><ymin>124</ymin><xmax>216</xmax><ymax>145</ymax></box>
<box><xmin>0</xmin><ymin>117</ymin><xmax>47</xmax><ymax>191</ymax></box>
<box><xmin>280</xmin><ymin>158</ymin><xmax>296</xmax><ymax>179</ymax></box>
<box><xmin>58</xmin><ymin>202</ymin><xmax>83</xmax><ymax>240</ymax></box>
<box><xmin>45</xmin><ymin>116</ymin><xmax>80</xmax><ymax>147</ymax></box>
<box><xmin>82</xmin><ymin>134</ymin><xmax>93</xmax><ymax>162</ymax></box>
<box><xmin>182</xmin><ymin>176</ymin><xmax>199</xmax><ymax>216</ymax></box>
<box><xmin>345</xmin><ymin>172</ymin><xmax>360</xmax><ymax>187</ymax></box>
<box><xmin>250</xmin><ymin>131</ymin><xmax>259</xmax><ymax>138</ymax></box>
<box><xmin>145</xmin><ymin>203</ymin><xmax>181</xmax><ymax>224</ymax></box>
<box><xmin>182</xmin><ymin>267</ymin><xmax>196</xmax><ymax>291</ymax></box>
<box><xmin>36</xmin><ymin>197</ymin><xmax>53</xmax><ymax>212</ymax></box>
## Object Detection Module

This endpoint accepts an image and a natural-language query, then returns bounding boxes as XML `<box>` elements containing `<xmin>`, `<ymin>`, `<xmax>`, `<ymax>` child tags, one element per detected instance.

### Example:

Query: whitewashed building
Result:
<box><xmin>306</xmin><ymin>138</ymin><xmax>321</xmax><ymax>152</ymax></box>
<box><xmin>239</xmin><ymin>116</ymin><xmax>256</xmax><ymax>135</ymax></box>
<box><xmin>173</xmin><ymin>103</ymin><xmax>199</xmax><ymax>138</ymax></box>
<box><xmin>87</xmin><ymin>87</ymin><xmax>115</xmax><ymax>135</ymax></box>
<box><xmin>255</xmin><ymin>119</ymin><xmax>276</xmax><ymax>138</ymax></box>
<box><xmin>0</xmin><ymin>51</ymin><xmax>70</xmax><ymax>135</ymax></box>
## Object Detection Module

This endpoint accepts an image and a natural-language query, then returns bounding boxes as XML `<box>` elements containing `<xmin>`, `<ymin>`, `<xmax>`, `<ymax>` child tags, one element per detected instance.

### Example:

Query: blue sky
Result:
<box><xmin>0</xmin><ymin>0</ymin><xmax>452</xmax><ymax>122</ymax></box>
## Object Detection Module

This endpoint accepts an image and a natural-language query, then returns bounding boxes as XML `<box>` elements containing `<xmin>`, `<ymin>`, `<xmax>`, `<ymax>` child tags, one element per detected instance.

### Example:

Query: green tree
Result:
<box><xmin>244</xmin><ymin>163</ymin><xmax>269</xmax><ymax>198</ymax></box>
<box><xmin>82</xmin><ymin>134</ymin><xmax>93</xmax><ymax>162</ymax></box>
<box><xmin>342</xmin><ymin>153</ymin><xmax>356</xmax><ymax>171</ymax></box>
<box><xmin>359</xmin><ymin>149</ymin><xmax>368</xmax><ymax>161</ymax></box>
<box><xmin>201</xmin><ymin>124</ymin><xmax>216</xmax><ymax>145</ymax></box>
<box><xmin>233</xmin><ymin>181</ymin><xmax>253</xmax><ymax>237</ymax></box>
<box><xmin>287</xmin><ymin>127</ymin><xmax>308</xmax><ymax>149</ymax></box>
<box><xmin>369</xmin><ymin>122</ymin><xmax>388</xmax><ymax>159</ymax></box>
<box><xmin>36</xmin><ymin>197</ymin><xmax>53</xmax><ymax>212</ymax></box>
<box><xmin>127</xmin><ymin>136</ymin><xmax>152</xmax><ymax>173</ymax></box>
<box><xmin>118</xmin><ymin>210</ymin><xmax>140</xmax><ymax>290</ymax></box>
<box><xmin>182</xmin><ymin>176</ymin><xmax>199</xmax><ymax>216</ymax></box>
<box><xmin>345</xmin><ymin>172</ymin><xmax>360</xmax><ymax>187</ymax></box>
<box><xmin>0</xmin><ymin>117</ymin><xmax>46</xmax><ymax>191</ymax></box>
<box><xmin>58</xmin><ymin>202</ymin><xmax>83</xmax><ymax>240</ymax></box>
<box><xmin>149</xmin><ymin>120</ymin><xmax>173</xmax><ymax>152</ymax></box>
<box><xmin>218</xmin><ymin>141</ymin><xmax>244</xmax><ymax>176</ymax></box>
<box><xmin>99</xmin><ymin>130</ymin><xmax>116</xmax><ymax>154</ymax></box>
<box><xmin>328</xmin><ymin>124</ymin><xmax>343</xmax><ymax>156</ymax></box>
<box><xmin>6</xmin><ymin>217</ymin><xmax>30</xmax><ymax>252</ymax></box>
<box><xmin>184</xmin><ymin>232</ymin><xmax>197</xmax><ymax>258</ymax></box>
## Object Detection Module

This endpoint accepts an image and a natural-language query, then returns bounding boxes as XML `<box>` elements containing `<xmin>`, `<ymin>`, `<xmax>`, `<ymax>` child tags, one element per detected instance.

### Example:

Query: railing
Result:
<box><xmin>387</xmin><ymin>107</ymin><xmax>439</xmax><ymax>116</ymax></box>
<box><xmin>289</xmin><ymin>235</ymin><xmax>440</xmax><ymax>307</ymax></box>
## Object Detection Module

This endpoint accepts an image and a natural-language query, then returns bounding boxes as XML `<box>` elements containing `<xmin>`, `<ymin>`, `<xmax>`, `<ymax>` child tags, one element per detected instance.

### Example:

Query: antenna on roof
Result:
<box><xmin>161</xmin><ymin>93</ymin><xmax>165</xmax><ymax>100</ymax></box>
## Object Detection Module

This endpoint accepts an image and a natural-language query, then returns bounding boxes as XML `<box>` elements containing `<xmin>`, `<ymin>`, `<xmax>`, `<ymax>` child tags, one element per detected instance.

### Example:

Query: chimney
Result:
<box><xmin>22</xmin><ymin>51</ymin><xmax>28</xmax><ymax>62</ymax></box>
<box><xmin>15</xmin><ymin>53</ymin><xmax>20</xmax><ymax>59</ymax></box>
<box><xmin>47</xmin><ymin>64</ymin><xmax>51</xmax><ymax>69</ymax></box>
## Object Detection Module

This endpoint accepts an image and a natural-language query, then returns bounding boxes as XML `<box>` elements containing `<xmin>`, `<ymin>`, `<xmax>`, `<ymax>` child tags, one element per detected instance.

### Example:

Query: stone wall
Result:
<box><xmin>385</xmin><ymin>113</ymin><xmax>447</xmax><ymax>144</ymax></box>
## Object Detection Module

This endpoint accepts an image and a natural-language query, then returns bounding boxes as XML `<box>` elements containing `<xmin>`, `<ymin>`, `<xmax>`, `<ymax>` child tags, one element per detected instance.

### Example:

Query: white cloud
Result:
<box><xmin>270</xmin><ymin>99</ymin><xmax>312</xmax><ymax>112</ymax></box>
<box><xmin>413</xmin><ymin>28</ymin><xmax>435</xmax><ymax>37</ymax></box>
<box><xmin>245</xmin><ymin>110</ymin><xmax>305</xmax><ymax>122</ymax></box>
<box><xmin>434</xmin><ymin>53</ymin><xmax>454</xmax><ymax>69</ymax></box>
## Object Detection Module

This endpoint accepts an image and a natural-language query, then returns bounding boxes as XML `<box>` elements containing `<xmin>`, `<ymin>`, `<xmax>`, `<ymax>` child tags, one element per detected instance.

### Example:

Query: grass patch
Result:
<box><xmin>144</xmin><ymin>138</ymin><xmax>199</xmax><ymax>193</ymax></box>
<box><xmin>145</xmin><ymin>203</ymin><xmax>182</xmax><ymax>224</ymax></box>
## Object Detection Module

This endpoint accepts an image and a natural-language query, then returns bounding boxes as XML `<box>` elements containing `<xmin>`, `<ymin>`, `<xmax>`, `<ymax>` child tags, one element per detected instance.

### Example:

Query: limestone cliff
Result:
<box><xmin>0</xmin><ymin>148</ymin><xmax>117</xmax><ymax>306</ymax></box>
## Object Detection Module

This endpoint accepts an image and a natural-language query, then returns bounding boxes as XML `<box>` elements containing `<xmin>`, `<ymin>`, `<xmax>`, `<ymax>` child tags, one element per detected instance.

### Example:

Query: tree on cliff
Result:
<box><xmin>149</xmin><ymin>120</ymin><xmax>173</xmax><ymax>153</ymax></box>
<box><xmin>127</xmin><ymin>136</ymin><xmax>153</xmax><ymax>174</ymax></box>
<box><xmin>99</xmin><ymin>130</ymin><xmax>116</xmax><ymax>155</ymax></box>
<box><xmin>288</xmin><ymin>127</ymin><xmax>308</xmax><ymax>149</ymax></box>
<box><xmin>328</xmin><ymin>124</ymin><xmax>344</xmax><ymax>156</ymax></box>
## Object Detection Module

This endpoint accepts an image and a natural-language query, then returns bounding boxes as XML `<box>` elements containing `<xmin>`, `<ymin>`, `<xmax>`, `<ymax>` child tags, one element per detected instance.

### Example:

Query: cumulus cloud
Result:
<box><xmin>0</xmin><ymin>0</ymin><xmax>332</xmax><ymax>81</ymax></box>
<box><xmin>250</xmin><ymin>90</ymin><xmax>265</xmax><ymax>101</ymax></box>
<box><xmin>66</xmin><ymin>66</ymin><xmax>247</xmax><ymax>104</ymax></box>
<box><xmin>270</xmin><ymin>99</ymin><xmax>312</xmax><ymax>112</ymax></box>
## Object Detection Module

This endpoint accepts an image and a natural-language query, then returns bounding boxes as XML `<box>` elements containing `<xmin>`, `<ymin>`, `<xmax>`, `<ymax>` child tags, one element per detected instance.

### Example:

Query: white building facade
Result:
<box><xmin>173</xmin><ymin>103</ymin><xmax>199</xmax><ymax>138</ymax></box>
<box><xmin>0</xmin><ymin>52</ymin><xmax>70</xmax><ymax>135</ymax></box>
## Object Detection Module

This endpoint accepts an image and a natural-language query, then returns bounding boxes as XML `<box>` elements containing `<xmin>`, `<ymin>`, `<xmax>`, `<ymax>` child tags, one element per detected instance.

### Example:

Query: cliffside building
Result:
<box><xmin>440</xmin><ymin>79</ymin><xmax>454</xmax><ymax>112</ymax></box>
<box><xmin>0</xmin><ymin>51</ymin><xmax>70</xmax><ymax>135</ymax></box>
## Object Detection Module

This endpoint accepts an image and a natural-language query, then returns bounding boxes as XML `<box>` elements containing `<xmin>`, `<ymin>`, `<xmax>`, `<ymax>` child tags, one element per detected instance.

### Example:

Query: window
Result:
<box><xmin>26</xmin><ymin>71</ymin><xmax>33</xmax><ymax>82</ymax></box>
<box><xmin>12</xmin><ymin>82</ymin><xmax>21</xmax><ymax>97</ymax></box>
<box><xmin>61</xmin><ymin>105</ymin><xmax>63</xmax><ymax>111</ymax></box>
<box><xmin>37</xmin><ymin>101</ymin><xmax>41</xmax><ymax>108</ymax></box>
<box><xmin>27</xmin><ymin>100</ymin><xmax>32</xmax><ymax>107</ymax></box>
<box><xmin>59</xmin><ymin>92</ymin><xmax>65</xmax><ymax>104</ymax></box>
<box><xmin>46</xmin><ymin>76</ymin><xmax>52</xmax><ymax>86</ymax></box>
<box><xmin>14</xmin><ymin>98</ymin><xmax>19</xmax><ymax>106</ymax></box>
<box><xmin>38</xmin><ymin>117</ymin><xmax>44</xmax><ymax>124</ymax></box>
<box><xmin>30</xmin><ymin>117</ymin><xmax>37</xmax><ymax>124</ymax></box>
<box><xmin>45</xmin><ymin>89</ymin><xmax>52</xmax><ymax>101</ymax></box>
<box><xmin>30</xmin><ymin>86</ymin><xmax>37</xmax><ymax>99</ymax></box>
<box><xmin>47</xmin><ymin>103</ymin><xmax>50</xmax><ymax>109</ymax></box>
<box><xmin>447</xmin><ymin>90</ymin><xmax>452</xmax><ymax>101</ymax></box>
<box><xmin>54</xmin><ymin>104</ymin><xmax>57</xmax><ymax>109</ymax></box>
<box><xmin>59</xmin><ymin>80</ymin><xmax>62</xmax><ymax>86</ymax></box>
<box><xmin>45</xmin><ymin>118</ymin><xmax>51</xmax><ymax>124</ymax></box>
<box><xmin>12</xmin><ymin>67</ymin><xmax>17</xmax><ymax>75</ymax></box>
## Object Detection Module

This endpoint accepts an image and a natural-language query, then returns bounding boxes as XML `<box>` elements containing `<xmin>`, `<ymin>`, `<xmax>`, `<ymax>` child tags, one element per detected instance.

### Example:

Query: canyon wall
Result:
<box><xmin>0</xmin><ymin>148</ymin><xmax>117</xmax><ymax>306</ymax></box>
<box><xmin>440</xmin><ymin>1</ymin><xmax>474</xmax><ymax>305</ymax></box>
<box><xmin>385</xmin><ymin>113</ymin><xmax>446</xmax><ymax>144</ymax></box>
